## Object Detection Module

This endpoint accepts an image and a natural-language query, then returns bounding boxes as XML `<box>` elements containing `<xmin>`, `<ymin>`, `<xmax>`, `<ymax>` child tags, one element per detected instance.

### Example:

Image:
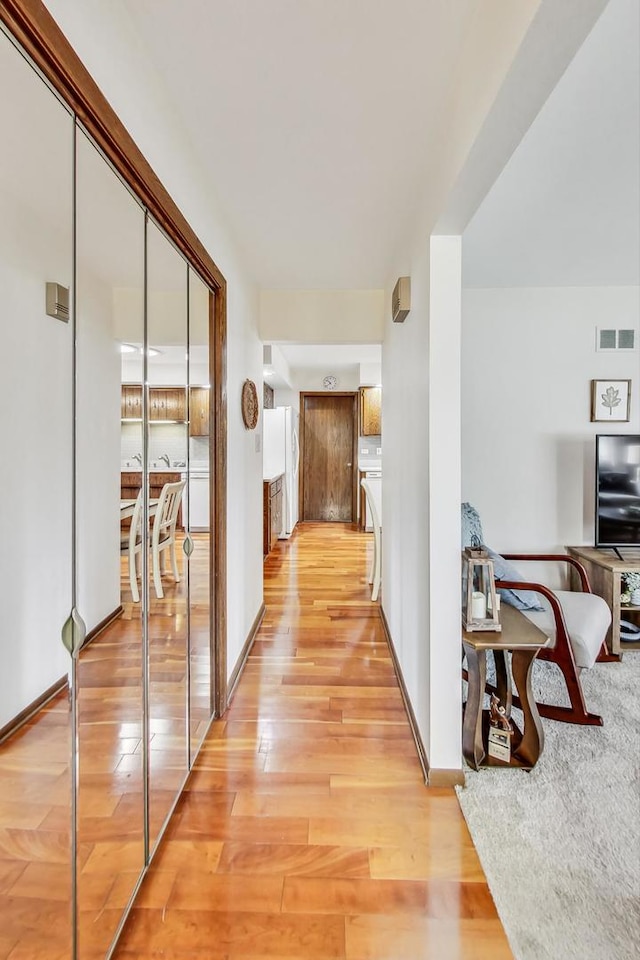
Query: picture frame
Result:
<box><xmin>590</xmin><ymin>379</ymin><xmax>631</xmax><ymax>422</ymax></box>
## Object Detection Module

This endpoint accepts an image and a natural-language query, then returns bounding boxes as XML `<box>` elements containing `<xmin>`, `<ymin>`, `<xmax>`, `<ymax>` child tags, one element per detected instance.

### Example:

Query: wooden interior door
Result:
<box><xmin>301</xmin><ymin>393</ymin><xmax>357</xmax><ymax>521</ymax></box>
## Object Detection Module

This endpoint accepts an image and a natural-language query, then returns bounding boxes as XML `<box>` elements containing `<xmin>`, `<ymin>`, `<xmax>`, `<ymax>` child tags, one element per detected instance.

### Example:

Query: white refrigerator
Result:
<box><xmin>263</xmin><ymin>406</ymin><xmax>299</xmax><ymax>538</ymax></box>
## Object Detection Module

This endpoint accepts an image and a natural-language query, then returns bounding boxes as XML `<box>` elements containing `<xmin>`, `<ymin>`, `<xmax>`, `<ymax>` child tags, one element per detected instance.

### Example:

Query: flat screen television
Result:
<box><xmin>595</xmin><ymin>434</ymin><xmax>640</xmax><ymax>551</ymax></box>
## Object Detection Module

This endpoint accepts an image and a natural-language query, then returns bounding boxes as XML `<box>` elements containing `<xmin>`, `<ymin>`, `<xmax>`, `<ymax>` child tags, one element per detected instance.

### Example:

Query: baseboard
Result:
<box><xmin>379</xmin><ymin>604</ymin><xmax>430</xmax><ymax>783</ymax></box>
<box><xmin>428</xmin><ymin>768</ymin><xmax>466</xmax><ymax>787</ymax></box>
<box><xmin>0</xmin><ymin>675</ymin><xmax>68</xmax><ymax>744</ymax></box>
<box><xmin>379</xmin><ymin>605</ymin><xmax>465</xmax><ymax>788</ymax></box>
<box><xmin>226</xmin><ymin>603</ymin><xmax>266</xmax><ymax>706</ymax></box>
<box><xmin>82</xmin><ymin>605</ymin><xmax>124</xmax><ymax>648</ymax></box>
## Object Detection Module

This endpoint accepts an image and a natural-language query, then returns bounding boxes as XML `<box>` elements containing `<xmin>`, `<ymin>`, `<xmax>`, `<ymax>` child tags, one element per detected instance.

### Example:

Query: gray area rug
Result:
<box><xmin>456</xmin><ymin>653</ymin><xmax>640</xmax><ymax>960</ymax></box>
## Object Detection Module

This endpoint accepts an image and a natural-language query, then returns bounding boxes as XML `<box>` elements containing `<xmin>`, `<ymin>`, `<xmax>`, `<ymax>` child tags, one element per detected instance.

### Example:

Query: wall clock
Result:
<box><xmin>241</xmin><ymin>379</ymin><xmax>259</xmax><ymax>429</ymax></box>
<box><xmin>322</xmin><ymin>374</ymin><xmax>339</xmax><ymax>390</ymax></box>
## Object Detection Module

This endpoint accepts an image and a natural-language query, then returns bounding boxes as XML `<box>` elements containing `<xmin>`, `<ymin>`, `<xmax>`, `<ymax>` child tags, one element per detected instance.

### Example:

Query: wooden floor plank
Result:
<box><xmin>113</xmin><ymin>523</ymin><xmax>511</xmax><ymax>960</ymax></box>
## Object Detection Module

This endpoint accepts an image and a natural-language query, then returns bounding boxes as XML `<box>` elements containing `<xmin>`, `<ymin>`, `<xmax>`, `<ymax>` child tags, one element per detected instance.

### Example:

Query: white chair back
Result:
<box><xmin>361</xmin><ymin>478</ymin><xmax>382</xmax><ymax>601</ymax></box>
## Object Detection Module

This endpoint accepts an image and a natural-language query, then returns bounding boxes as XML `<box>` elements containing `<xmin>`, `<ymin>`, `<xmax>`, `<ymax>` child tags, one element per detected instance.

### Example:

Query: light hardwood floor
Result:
<box><xmin>114</xmin><ymin>522</ymin><xmax>514</xmax><ymax>960</ymax></box>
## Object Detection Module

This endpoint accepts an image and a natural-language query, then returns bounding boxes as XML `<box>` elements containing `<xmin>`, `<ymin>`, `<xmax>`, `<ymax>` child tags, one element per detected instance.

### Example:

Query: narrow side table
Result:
<box><xmin>462</xmin><ymin>604</ymin><xmax>550</xmax><ymax>771</ymax></box>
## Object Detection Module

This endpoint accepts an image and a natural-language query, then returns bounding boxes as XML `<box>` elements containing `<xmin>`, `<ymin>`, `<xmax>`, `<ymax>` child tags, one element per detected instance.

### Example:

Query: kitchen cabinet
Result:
<box><xmin>121</xmin><ymin>386</ymin><xmax>187</xmax><ymax>421</ymax></box>
<box><xmin>149</xmin><ymin>386</ymin><xmax>187</xmax><ymax>421</ymax></box>
<box><xmin>189</xmin><ymin>386</ymin><xmax>210</xmax><ymax>436</ymax></box>
<box><xmin>263</xmin><ymin>475</ymin><xmax>283</xmax><ymax>556</ymax></box>
<box><xmin>360</xmin><ymin>386</ymin><xmax>381</xmax><ymax>436</ymax></box>
<box><xmin>121</xmin><ymin>384</ymin><xmax>143</xmax><ymax>419</ymax></box>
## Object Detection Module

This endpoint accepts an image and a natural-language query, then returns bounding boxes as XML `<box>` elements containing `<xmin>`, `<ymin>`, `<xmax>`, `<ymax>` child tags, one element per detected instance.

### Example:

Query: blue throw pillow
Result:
<box><xmin>485</xmin><ymin>548</ymin><xmax>544</xmax><ymax>612</ymax></box>
<box><xmin>461</xmin><ymin>502</ymin><xmax>483</xmax><ymax>548</ymax></box>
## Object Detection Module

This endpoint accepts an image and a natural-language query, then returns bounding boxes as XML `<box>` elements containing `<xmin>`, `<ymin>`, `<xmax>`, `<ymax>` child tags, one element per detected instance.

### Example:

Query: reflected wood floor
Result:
<box><xmin>114</xmin><ymin>522</ymin><xmax>513</xmax><ymax>960</ymax></box>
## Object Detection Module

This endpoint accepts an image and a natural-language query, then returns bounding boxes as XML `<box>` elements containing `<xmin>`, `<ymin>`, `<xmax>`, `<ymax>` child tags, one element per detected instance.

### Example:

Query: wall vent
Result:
<box><xmin>392</xmin><ymin>276</ymin><xmax>411</xmax><ymax>323</ymax></box>
<box><xmin>596</xmin><ymin>326</ymin><xmax>636</xmax><ymax>352</ymax></box>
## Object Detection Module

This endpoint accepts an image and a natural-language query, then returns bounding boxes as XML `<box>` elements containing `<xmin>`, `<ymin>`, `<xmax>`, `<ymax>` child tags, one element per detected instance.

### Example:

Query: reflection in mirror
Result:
<box><xmin>0</xmin><ymin>27</ymin><xmax>74</xmax><ymax>958</ymax></box>
<box><xmin>146</xmin><ymin>219</ymin><xmax>189</xmax><ymax>849</ymax></box>
<box><xmin>188</xmin><ymin>269</ymin><xmax>214</xmax><ymax>756</ymax></box>
<box><xmin>74</xmin><ymin>129</ymin><xmax>146</xmax><ymax>955</ymax></box>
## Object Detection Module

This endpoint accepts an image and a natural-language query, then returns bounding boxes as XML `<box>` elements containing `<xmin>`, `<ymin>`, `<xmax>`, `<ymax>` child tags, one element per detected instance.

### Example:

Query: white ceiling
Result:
<box><xmin>463</xmin><ymin>0</ymin><xmax>640</xmax><ymax>287</ymax></box>
<box><xmin>277</xmin><ymin>343</ymin><xmax>381</xmax><ymax>370</ymax></box>
<box><xmin>105</xmin><ymin>0</ymin><xmax>637</xmax><ymax>292</ymax></box>
<box><xmin>123</xmin><ymin>0</ymin><xmax>478</xmax><ymax>288</ymax></box>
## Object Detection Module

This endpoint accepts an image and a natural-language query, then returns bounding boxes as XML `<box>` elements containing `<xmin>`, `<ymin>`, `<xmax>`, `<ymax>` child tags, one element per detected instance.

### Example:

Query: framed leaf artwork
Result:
<box><xmin>590</xmin><ymin>379</ymin><xmax>631</xmax><ymax>422</ymax></box>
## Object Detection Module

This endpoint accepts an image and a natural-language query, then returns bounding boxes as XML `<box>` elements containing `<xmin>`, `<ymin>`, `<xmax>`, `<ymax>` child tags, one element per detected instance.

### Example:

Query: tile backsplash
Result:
<box><xmin>358</xmin><ymin>436</ymin><xmax>382</xmax><ymax>460</ymax></box>
<box><xmin>122</xmin><ymin>422</ymin><xmax>202</xmax><ymax>467</ymax></box>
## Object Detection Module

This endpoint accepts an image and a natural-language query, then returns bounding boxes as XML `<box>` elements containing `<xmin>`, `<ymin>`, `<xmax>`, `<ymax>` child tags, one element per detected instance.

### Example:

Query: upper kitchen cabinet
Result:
<box><xmin>121</xmin><ymin>383</ymin><xmax>143</xmax><ymax>419</ymax></box>
<box><xmin>360</xmin><ymin>386</ymin><xmax>382</xmax><ymax>436</ymax></box>
<box><xmin>122</xmin><ymin>384</ymin><xmax>187</xmax><ymax>421</ymax></box>
<box><xmin>189</xmin><ymin>386</ymin><xmax>210</xmax><ymax>436</ymax></box>
<box><xmin>148</xmin><ymin>385</ymin><xmax>187</xmax><ymax>421</ymax></box>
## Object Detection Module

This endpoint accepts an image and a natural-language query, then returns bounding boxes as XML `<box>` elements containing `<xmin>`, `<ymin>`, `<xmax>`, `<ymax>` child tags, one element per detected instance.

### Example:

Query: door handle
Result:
<box><xmin>61</xmin><ymin>607</ymin><xmax>87</xmax><ymax>659</ymax></box>
<box><xmin>183</xmin><ymin>533</ymin><xmax>194</xmax><ymax>557</ymax></box>
<box><xmin>347</xmin><ymin>462</ymin><xmax>352</xmax><ymax>467</ymax></box>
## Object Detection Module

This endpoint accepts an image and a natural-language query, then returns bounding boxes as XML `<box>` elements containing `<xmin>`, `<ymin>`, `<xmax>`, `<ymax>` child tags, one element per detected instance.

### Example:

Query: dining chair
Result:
<box><xmin>151</xmin><ymin>479</ymin><xmax>186</xmax><ymax>599</ymax></box>
<box><xmin>120</xmin><ymin>489</ymin><xmax>143</xmax><ymax>603</ymax></box>
<box><xmin>361</xmin><ymin>478</ymin><xmax>382</xmax><ymax>601</ymax></box>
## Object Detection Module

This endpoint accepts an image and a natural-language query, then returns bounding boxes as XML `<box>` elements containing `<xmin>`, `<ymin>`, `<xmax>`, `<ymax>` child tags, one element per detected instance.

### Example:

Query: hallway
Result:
<box><xmin>114</xmin><ymin>523</ymin><xmax>512</xmax><ymax>959</ymax></box>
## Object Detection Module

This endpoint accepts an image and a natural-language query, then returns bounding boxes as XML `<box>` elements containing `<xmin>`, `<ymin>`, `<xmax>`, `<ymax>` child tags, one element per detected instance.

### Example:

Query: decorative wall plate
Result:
<box><xmin>241</xmin><ymin>379</ymin><xmax>259</xmax><ymax>429</ymax></box>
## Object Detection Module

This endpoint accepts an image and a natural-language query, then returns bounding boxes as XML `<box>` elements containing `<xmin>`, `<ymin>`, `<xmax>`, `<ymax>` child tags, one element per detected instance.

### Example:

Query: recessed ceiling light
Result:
<box><xmin>120</xmin><ymin>343</ymin><xmax>137</xmax><ymax>354</ymax></box>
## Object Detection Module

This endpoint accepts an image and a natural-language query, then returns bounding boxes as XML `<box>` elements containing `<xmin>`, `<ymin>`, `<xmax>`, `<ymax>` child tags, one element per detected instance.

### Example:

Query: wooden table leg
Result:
<box><xmin>511</xmin><ymin>648</ymin><xmax>544</xmax><ymax>767</ymax></box>
<box><xmin>462</xmin><ymin>641</ymin><xmax>487</xmax><ymax>770</ymax></box>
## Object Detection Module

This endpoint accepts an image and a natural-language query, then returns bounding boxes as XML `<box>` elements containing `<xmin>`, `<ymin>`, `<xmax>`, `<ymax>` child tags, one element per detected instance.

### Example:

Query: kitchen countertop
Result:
<box><xmin>122</xmin><ymin>465</ymin><xmax>185</xmax><ymax>472</ymax></box>
<box><xmin>358</xmin><ymin>460</ymin><xmax>382</xmax><ymax>471</ymax></box>
<box><xmin>263</xmin><ymin>473</ymin><xmax>284</xmax><ymax>484</ymax></box>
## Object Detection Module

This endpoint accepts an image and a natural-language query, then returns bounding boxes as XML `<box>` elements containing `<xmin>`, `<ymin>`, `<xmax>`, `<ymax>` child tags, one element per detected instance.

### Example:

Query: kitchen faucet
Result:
<box><xmin>159</xmin><ymin>453</ymin><xmax>171</xmax><ymax>467</ymax></box>
<box><xmin>133</xmin><ymin>452</ymin><xmax>142</xmax><ymax>466</ymax></box>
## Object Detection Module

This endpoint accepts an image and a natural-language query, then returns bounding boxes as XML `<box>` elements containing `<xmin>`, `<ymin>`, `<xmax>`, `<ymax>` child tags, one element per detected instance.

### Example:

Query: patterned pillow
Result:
<box><xmin>460</xmin><ymin>505</ymin><xmax>543</xmax><ymax>611</ymax></box>
<box><xmin>485</xmin><ymin>548</ymin><xmax>543</xmax><ymax>611</ymax></box>
<box><xmin>461</xmin><ymin>502</ymin><xmax>483</xmax><ymax>547</ymax></box>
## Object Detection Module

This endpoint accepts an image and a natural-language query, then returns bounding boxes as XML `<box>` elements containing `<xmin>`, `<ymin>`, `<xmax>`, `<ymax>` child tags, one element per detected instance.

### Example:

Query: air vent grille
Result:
<box><xmin>596</xmin><ymin>326</ymin><xmax>636</xmax><ymax>352</ymax></box>
<box><xmin>617</xmin><ymin>329</ymin><xmax>635</xmax><ymax>350</ymax></box>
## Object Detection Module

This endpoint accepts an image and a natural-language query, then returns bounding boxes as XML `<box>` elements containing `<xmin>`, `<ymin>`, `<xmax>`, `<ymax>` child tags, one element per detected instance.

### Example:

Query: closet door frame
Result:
<box><xmin>0</xmin><ymin>0</ymin><xmax>228</xmax><ymax>717</ymax></box>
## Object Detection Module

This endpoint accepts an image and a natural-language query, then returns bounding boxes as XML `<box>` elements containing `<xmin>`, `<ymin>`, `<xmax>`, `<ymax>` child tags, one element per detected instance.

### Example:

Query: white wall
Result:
<box><xmin>462</xmin><ymin>286</ymin><xmax>640</xmax><ymax>569</ymax></box>
<box><xmin>44</xmin><ymin>0</ymin><xmax>264</xmax><ymax>682</ymax></box>
<box><xmin>382</xmin><ymin>241</ymin><xmax>432</xmax><ymax>753</ymax></box>
<box><xmin>260</xmin><ymin>289</ymin><xmax>384</xmax><ymax>342</ymax></box>
<box><xmin>379</xmin><ymin>3</ymin><xmax>614</xmax><ymax>777</ymax></box>
<box><xmin>0</xmin><ymin>31</ymin><xmax>74</xmax><ymax>726</ymax></box>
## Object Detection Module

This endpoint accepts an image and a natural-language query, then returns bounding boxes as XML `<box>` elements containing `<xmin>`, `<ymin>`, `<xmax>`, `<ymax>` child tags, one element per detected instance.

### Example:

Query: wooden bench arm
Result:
<box><xmin>501</xmin><ymin>554</ymin><xmax>592</xmax><ymax>592</ymax></box>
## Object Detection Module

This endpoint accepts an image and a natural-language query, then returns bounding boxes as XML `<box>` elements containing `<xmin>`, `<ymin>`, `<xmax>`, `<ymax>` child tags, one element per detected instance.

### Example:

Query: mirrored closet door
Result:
<box><xmin>145</xmin><ymin>220</ymin><xmax>190</xmax><ymax>852</ymax></box>
<box><xmin>187</xmin><ymin>268</ymin><xmax>213</xmax><ymax>759</ymax></box>
<box><xmin>75</xmin><ymin>128</ymin><xmax>146</xmax><ymax>957</ymax></box>
<box><xmin>0</xmin><ymin>16</ymin><xmax>217</xmax><ymax>958</ymax></box>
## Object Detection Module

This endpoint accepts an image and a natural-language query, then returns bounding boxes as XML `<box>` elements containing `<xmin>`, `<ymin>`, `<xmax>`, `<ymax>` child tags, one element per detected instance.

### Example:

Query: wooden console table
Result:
<box><xmin>462</xmin><ymin>604</ymin><xmax>550</xmax><ymax>771</ymax></box>
<box><xmin>566</xmin><ymin>546</ymin><xmax>640</xmax><ymax>655</ymax></box>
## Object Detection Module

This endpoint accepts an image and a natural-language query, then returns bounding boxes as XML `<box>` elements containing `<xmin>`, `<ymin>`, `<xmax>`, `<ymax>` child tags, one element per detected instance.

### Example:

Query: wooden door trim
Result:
<box><xmin>0</xmin><ymin>1</ymin><xmax>227</xmax><ymax>711</ymax></box>
<box><xmin>299</xmin><ymin>392</ymin><xmax>358</xmax><ymax>523</ymax></box>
